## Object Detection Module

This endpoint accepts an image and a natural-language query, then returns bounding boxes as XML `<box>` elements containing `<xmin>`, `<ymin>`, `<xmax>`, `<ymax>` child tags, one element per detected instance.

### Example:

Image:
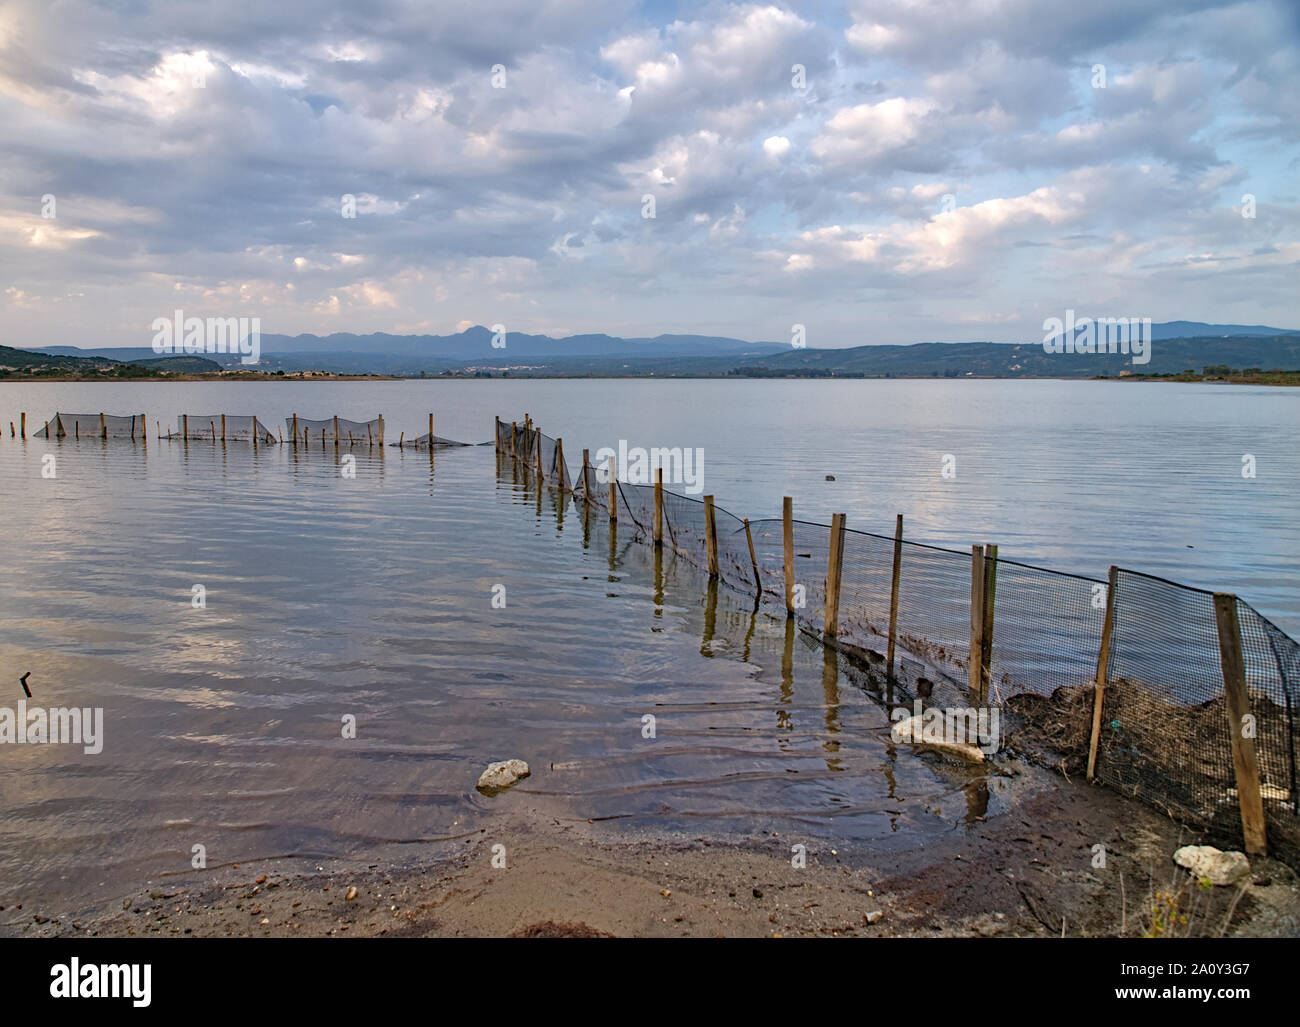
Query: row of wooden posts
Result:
<box><xmin>499</xmin><ymin>412</ymin><xmax>1270</xmax><ymax>857</ymax></box>
<box><xmin>10</xmin><ymin>412</ymin><xmax>455</xmax><ymax>449</ymax></box>
<box><xmin>9</xmin><ymin>412</ymin><xmax>150</xmax><ymax>443</ymax></box>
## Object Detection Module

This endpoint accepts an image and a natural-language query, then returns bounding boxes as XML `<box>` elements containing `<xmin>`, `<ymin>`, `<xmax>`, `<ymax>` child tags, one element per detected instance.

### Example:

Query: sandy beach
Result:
<box><xmin>8</xmin><ymin>759</ymin><xmax>1297</xmax><ymax>940</ymax></box>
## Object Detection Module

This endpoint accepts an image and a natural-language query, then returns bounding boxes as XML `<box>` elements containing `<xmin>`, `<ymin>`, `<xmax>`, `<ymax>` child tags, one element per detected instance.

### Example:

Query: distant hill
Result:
<box><xmin>1</xmin><ymin>345</ymin><xmax>111</xmax><ymax>372</ymax></box>
<box><xmin>16</xmin><ymin>321</ymin><xmax>1300</xmax><ymax>378</ymax></box>
<box><xmin>0</xmin><ymin>345</ymin><xmax>217</xmax><ymax>378</ymax></box>
<box><xmin>728</xmin><ymin>335</ymin><xmax>1300</xmax><ymax>378</ymax></box>
<box><xmin>36</xmin><ymin>328</ymin><xmax>786</xmax><ymax>368</ymax></box>
<box><xmin>1148</xmin><ymin>321</ymin><xmax>1296</xmax><ymax>340</ymax></box>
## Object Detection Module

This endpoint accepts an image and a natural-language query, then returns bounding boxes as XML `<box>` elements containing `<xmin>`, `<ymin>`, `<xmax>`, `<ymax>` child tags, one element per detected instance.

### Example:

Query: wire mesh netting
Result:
<box><xmin>35</xmin><ymin>413</ymin><xmax>147</xmax><ymax>439</ymax></box>
<box><xmin>285</xmin><ymin>416</ymin><xmax>384</xmax><ymax>446</ymax></box>
<box><xmin>390</xmin><ymin>432</ymin><xmax>474</xmax><ymax>448</ymax></box>
<box><xmin>171</xmin><ymin>414</ymin><xmax>278</xmax><ymax>443</ymax></box>
<box><xmin>495</xmin><ymin>411</ymin><xmax>1300</xmax><ymax>858</ymax></box>
<box><xmin>988</xmin><ymin>559</ymin><xmax>1105</xmax><ymax>700</ymax></box>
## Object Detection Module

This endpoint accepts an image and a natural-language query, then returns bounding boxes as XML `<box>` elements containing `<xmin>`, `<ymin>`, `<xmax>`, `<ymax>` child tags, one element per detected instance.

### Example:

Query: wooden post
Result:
<box><xmin>981</xmin><ymin>543</ymin><xmax>998</xmax><ymax>698</ymax></box>
<box><xmin>495</xmin><ymin>416</ymin><xmax>501</xmax><ymax>452</ymax></box>
<box><xmin>1214</xmin><ymin>592</ymin><xmax>1268</xmax><ymax>856</ymax></box>
<box><xmin>377</xmin><ymin>415</ymin><xmax>384</xmax><ymax>446</ymax></box>
<box><xmin>886</xmin><ymin>514</ymin><xmax>903</xmax><ymax>683</ymax></box>
<box><xmin>969</xmin><ymin>545</ymin><xmax>986</xmax><ymax>703</ymax></box>
<box><xmin>554</xmin><ymin>438</ymin><xmax>566</xmax><ymax>491</ymax></box>
<box><xmin>535</xmin><ymin>429</ymin><xmax>543</xmax><ymax>479</ymax></box>
<box><xmin>511</xmin><ymin>421</ymin><xmax>518</xmax><ymax>456</ymax></box>
<box><xmin>653</xmin><ymin>469</ymin><xmax>663</xmax><ymax>546</ymax></box>
<box><xmin>582</xmin><ymin>449</ymin><xmax>591</xmax><ymax>506</ymax></box>
<box><xmin>20</xmin><ymin>412</ymin><xmax>25</xmax><ymax>439</ymax></box>
<box><xmin>333</xmin><ymin>415</ymin><xmax>340</xmax><ymax>447</ymax></box>
<box><xmin>221</xmin><ymin>414</ymin><xmax>226</xmax><ymax>442</ymax></box>
<box><xmin>744</xmin><ymin>518</ymin><xmax>760</xmax><ymax>589</ymax></box>
<box><xmin>399</xmin><ymin>432</ymin><xmax>404</xmax><ymax>447</ymax></box>
<box><xmin>703</xmin><ymin>496</ymin><xmax>719</xmax><ymax>577</ymax></box>
<box><xmin>608</xmin><ymin>455</ymin><xmax>617</xmax><ymax>520</ymax></box>
<box><xmin>182</xmin><ymin>414</ymin><xmax>189</xmax><ymax>439</ymax></box>
<box><xmin>99</xmin><ymin>412</ymin><xmax>106</xmax><ymax>439</ymax></box>
<box><xmin>824</xmin><ymin>513</ymin><xmax>846</xmax><ymax>637</ymax></box>
<box><xmin>292</xmin><ymin>413</ymin><xmax>298</xmax><ymax>445</ymax></box>
<box><xmin>782</xmin><ymin>496</ymin><xmax>795</xmax><ymax>616</ymax></box>
<box><xmin>1087</xmin><ymin>566</ymin><xmax>1119</xmax><ymax>781</ymax></box>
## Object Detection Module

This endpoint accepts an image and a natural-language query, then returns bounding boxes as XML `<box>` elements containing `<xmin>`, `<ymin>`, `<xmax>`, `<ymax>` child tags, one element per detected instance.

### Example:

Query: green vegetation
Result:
<box><xmin>1119</xmin><ymin>365</ymin><xmax>1300</xmax><ymax>386</ymax></box>
<box><xmin>0</xmin><ymin>345</ymin><xmax>219</xmax><ymax>379</ymax></box>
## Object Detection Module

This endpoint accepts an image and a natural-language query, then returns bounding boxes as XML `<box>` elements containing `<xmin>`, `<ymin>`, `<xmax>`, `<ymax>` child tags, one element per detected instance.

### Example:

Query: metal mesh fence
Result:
<box><xmin>285</xmin><ymin>415</ymin><xmax>383</xmax><ymax>446</ymax></box>
<box><xmin>989</xmin><ymin>559</ymin><xmax>1105</xmax><ymax>700</ymax></box>
<box><xmin>36</xmin><ymin>413</ymin><xmax>146</xmax><ymax>439</ymax></box>
<box><xmin>1096</xmin><ymin>571</ymin><xmax>1232</xmax><ymax>820</ymax></box>
<box><xmin>493</xmin><ymin>411</ymin><xmax>1300</xmax><ymax>858</ymax></box>
<box><xmin>171</xmin><ymin>414</ymin><xmax>278</xmax><ymax>443</ymax></box>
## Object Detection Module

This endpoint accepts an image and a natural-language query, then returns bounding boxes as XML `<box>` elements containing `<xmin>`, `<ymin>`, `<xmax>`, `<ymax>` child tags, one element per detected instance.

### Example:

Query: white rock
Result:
<box><xmin>865</xmin><ymin>910</ymin><xmax>884</xmax><ymax>924</ymax></box>
<box><xmin>1173</xmin><ymin>845</ymin><xmax>1251</xmax><ymax>886</ymax></box>
<box><xmin>477</xmin><ymin>759</ymin><xmax>531</xmax><ymax>792</ymax></box>
<box><xmin>890</xmin><ymin>714</ymin><xmax>985</xmax><ymax>763</ymax></box>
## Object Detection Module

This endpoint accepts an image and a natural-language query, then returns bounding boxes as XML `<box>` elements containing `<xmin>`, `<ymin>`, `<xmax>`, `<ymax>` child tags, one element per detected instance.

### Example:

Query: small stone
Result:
<box><xmin>1173</xmin><ymin>845</ymin><xmax>1251</xmax><ymax>886</ymax></box>
<box><xmin>345</xmin><ymin>886</ymin><xmax>358</xmax><ymax>901</ymax></box>
<box><xmin>476</xmin><ymin>759</ymin><xmax>531</xmax><ymax>793</ymax></box>
<box><xmin>825</xmin><ymin>475</ymin><xmax>836</xmax><ymax>481</ymax></box>
<box><xmin>865</xmin><ymin>910</ymin><xmax>884</xmax><ymax>924</ymax></box>
<box><xmin>752</xmin><ymin>888</ymin><xmax>763</xmax><ymax>899</ymax></box>
<box><xmin>256</xmin><ymin>875</ymin><xmax>267</xmax><ymax>885</ymax></box>
<box><xmin>660</xmin><ymin>889</ymin><xmax>671</xmax><ymax>898</ymax></box>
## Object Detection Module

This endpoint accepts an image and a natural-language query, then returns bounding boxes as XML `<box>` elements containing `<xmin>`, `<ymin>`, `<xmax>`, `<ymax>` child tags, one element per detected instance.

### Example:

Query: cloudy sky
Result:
<box><xmin>2</xmin><ymin>0</ymin><xmax>1297</xmax><ymax>349</ymax></box>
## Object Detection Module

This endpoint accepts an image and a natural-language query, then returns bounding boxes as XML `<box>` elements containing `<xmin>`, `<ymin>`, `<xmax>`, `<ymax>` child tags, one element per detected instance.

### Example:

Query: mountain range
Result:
<box><xmin>17</xmin><ymin>321</ymin><xmax>1300</xmax><ymax>378</ymax></box>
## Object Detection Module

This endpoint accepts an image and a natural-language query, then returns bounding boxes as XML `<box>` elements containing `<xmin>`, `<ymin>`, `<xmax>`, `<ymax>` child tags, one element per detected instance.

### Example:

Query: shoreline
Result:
<box><xmin>8</xmin><ymin>762</ymin><xmax>1298</xmax><ymax>939</ymax></box>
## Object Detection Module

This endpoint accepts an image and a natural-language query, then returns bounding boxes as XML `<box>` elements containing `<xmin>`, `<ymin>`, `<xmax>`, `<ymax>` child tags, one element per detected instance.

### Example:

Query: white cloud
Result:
<box><xmin>763</xmin><ymin>135</ymin><xmax>791</xmax><ymax>158</ymax></box>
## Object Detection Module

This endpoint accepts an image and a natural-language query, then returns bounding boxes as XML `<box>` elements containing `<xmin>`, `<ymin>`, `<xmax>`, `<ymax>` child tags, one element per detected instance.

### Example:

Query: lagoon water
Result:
<box><xmin>0</xmin><ymin>378</ymin><xmax>1296</xmax><ymax>916</ymax></box>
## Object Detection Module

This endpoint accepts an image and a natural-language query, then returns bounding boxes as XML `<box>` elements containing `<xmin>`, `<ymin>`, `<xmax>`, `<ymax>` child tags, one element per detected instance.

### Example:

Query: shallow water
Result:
<box><xmin>0</xmin><ymin>378</ymin><xmax>1295</xmax><ymax>915</ymax></box>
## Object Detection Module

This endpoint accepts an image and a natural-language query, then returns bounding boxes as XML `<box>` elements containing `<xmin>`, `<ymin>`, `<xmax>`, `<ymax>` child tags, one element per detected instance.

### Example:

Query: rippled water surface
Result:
<box><xmin>1</xmin><ymin>378</ymin><xmax>1296</xmax><ymax>914</ymax></box>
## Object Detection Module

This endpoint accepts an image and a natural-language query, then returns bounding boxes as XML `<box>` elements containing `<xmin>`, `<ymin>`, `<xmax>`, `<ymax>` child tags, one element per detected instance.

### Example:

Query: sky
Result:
<box><xmin>1</xmin><ymin>0</ymin><xmax>1298</xmax><ymax>350</ymax></box>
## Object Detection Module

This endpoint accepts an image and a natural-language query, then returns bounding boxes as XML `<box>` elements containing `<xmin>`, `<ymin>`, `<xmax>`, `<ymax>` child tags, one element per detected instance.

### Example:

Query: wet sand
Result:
<box><xmin>9</xmin><ymin>763</ymin><xmax>1297</xmax><ymax>939</ymax></box>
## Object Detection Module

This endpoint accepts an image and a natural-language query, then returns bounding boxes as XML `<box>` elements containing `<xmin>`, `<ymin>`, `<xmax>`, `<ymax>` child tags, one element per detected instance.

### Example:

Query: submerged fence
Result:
<box><xmin>497</xmin><ymin>412</ymin><xmax>1300</xmax><ymax>861</ymax></box>
<box><xmin>17</xmin><ymin>411</ymin><xmax>480</xmax><ymax>448</ymax></box>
